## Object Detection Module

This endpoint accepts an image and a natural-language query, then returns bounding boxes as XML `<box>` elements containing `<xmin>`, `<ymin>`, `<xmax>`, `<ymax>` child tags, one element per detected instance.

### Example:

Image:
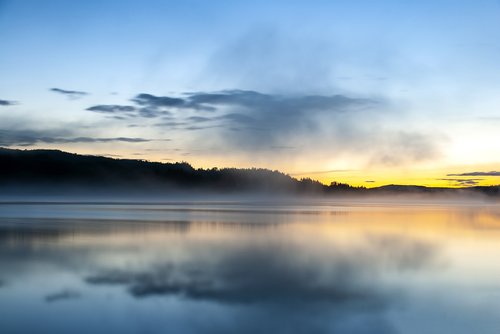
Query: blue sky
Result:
<box><xmin>1</xmin><ymin>0</ymin><xmax>499</xmax><ymax>186</ymax></box>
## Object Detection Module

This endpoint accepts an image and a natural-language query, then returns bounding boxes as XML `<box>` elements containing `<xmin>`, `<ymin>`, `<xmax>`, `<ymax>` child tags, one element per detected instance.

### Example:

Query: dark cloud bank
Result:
<box><xmin>88</xmin><ymin>89</ymin><xmax>372</xmax><ymax>120</ymax></box>
<box><xmin>87</xmin><ymin>89</ymin><xmax>378</xmax><ymax>149</ymax></box>
<box><xmin>86</xmin><ymin>89</ymin><xmax>441</xmax><ymax>165</ymax></box>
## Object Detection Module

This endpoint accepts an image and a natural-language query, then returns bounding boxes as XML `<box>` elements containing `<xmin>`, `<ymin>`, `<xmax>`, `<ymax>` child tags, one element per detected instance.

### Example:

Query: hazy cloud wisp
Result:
<box><xmin>0</xmin><ymin>99</ymin><xmax>18</xmax><ymax>106</ymax></box>
<box><xmin>0</xmin><ymin>129</ymin><xmax>150</xmax><ymax>147</ymax></box>
<box><xmin>447</xmin><ymin>171</ymin><xmax>499</xmax><ymax>177</ymax></box>
<box><xmin>50</xmin><ymin>88</ymin><xmax>89</xmax><ymax>99</ymax></box>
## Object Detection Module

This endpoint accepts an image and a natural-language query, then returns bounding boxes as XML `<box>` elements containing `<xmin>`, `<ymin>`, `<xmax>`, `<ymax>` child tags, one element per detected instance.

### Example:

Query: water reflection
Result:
<box><xmin>44</xmin><ymin>289</ymin><xmax>81</xmax><ymax>303</ymax></box>
<box><xmin>0</xmin><ymin>202</ymin><xmax>499</xmax><ymax>333</ymax></box>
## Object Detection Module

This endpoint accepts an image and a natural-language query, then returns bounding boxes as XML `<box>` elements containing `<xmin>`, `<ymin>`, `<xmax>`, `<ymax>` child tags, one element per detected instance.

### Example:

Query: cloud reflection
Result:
<box><xmin>44</xmin><ymin>289</ymin><xmax>81</xmax><ymax>303</ymax></box>
<box><xmin>86</xmin><ymin>235</ymin><xmax>437</xmax><ymax>303</ymax></box>
<box><xmin>84</xmin><ymin>234</ymin><xmax>438</xmax><ymax>333</ymax></box>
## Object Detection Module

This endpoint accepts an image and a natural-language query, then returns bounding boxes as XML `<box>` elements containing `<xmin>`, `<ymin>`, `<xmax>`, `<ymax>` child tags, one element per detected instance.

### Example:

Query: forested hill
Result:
<box><xmin>0</xmin><ymin>147</ymin><xmax>329</xmax><ymax>194</ymax></box>
<box><xmin>0</xmin><ymin>147</ymin><xmax>498</xmax><ymax>197</ymax></box>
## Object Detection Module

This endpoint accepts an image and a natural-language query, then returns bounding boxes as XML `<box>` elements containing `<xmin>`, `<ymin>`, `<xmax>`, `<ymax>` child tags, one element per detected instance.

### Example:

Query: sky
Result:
<box><xmin>0</xmin><ymin>0</ymin><xmax>499</xmax><ymax>187</ymax></box>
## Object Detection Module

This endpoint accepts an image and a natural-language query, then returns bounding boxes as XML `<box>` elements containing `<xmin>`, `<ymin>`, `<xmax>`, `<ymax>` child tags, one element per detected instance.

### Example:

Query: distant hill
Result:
<box><xmin>371</xmin><ymin>184</ymin><xmax>499</xmax><ymax>197</ymax></box>
<box><xmin>0</xmin><ymin>147</ymin><xmax>498</xmax><ymax>197</ymax></box>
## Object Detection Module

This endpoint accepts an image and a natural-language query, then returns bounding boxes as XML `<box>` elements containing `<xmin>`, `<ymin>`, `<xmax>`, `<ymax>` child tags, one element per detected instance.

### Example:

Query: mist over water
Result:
<box><xmin>0</xmin><ymin>200</ymin><xmax>499</xmax><ymax>334</ymax></box>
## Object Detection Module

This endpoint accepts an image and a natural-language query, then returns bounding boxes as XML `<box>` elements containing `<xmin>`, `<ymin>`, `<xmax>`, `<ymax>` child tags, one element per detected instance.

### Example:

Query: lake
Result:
<box><xmin>0</xmin><ymin>200</ymin><xmax>499</xmax><ymax>333</ymax></box>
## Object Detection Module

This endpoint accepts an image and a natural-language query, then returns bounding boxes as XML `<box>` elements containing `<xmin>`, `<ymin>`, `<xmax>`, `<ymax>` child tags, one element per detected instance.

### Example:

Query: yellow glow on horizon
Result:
<box><xmin>11</xmin><ymin>143</ymin><xmax>499</xmax><ymax>188</ymax></box>
<box><xmin>313</xmin><ymin>165</ymin><xmax>500</xmax><ymax>188</ymax></box>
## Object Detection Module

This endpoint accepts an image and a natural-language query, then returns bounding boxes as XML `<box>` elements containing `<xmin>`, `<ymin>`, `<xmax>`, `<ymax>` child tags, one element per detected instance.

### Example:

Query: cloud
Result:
<box><xmin>132</xmin><ymin>93</ymin><xmax>185</xmax><ymax>107</ymax></box>
<box><xmin>184</xmin><ymin>125</ymin><xmax>222</xmax><ymax>131</ymax></box>
<box><xmin>182</xmin><ymin>91</ymin><xmax>439</xmax><ymax>165</ymax></box>
<box><xmin>441</xmin><ymin>171</ymin><xmax>499</xmax><ymax>186</ymax></box>
<box><xmin>50</xmin><ymin>88</ymin><xmax>88</xmax><ymax>99</ymax></box>
<box><xmin>187</xmin><ymin>116</ymin><xmax>212</xmax><ymax>123</ymax></box>
<box><xmin>63</xmin><ymin>137</ymin><xmax>150</xmax><ymax>143</ymax></box>
<box><xmin>87</xmin><ymin>103</ymin><xmax>172</xmax><ymax>119</ymax></box>
<box><xmin>438</xmin><ymin>178</ymin><xmax>483</xmax><ymax>186</ymax></box>
<box><xmin>89</xmin><ymin>89</ymin><xmax>372</xmax><ymax>128</ymax></box>
<box><xmin>185</xmin><ymin>90</ymin><xmax>370</xmax><ymax>113</ymax></box>
<box><xmin>291</xmin><ymin>169</ymin><xmax>353</xmax><ymax>176</ymax></box>
<box><xmin>91</xmin><ymin>90</ymin><xmax>368</xmax><ymax>125</ymax></box>
<box><xmin>153</xmin><ymin>121</ymin><xmax>188</xmax><ymax>128</ymax></box>
<box><xmin>138</xmin><ymin>107</ymin><xmax>171</xmax><ymax>118</ymax></box>
<box><xmin>131</xmin><ymin>93</ymin><xmax>215</xmax><ymax>112</ymax></box>
<box><xmin>86</xmin><ymin>105</ymin><xmax>136</xmax><ymax>113</ymax></box>
<box><xmin>86</xmin><ymin>104</ymin><xmax>169</xmax><ymax>118</ymax></box>
<box><xmin>44</xmin><ymin>289</ymin><xmax>81</xmax><ymax>303</ymax></box>
<box><xmin>146</xmin><ymin>90</ymin><xmax>377</xmax><ymax>146</ymax></box>
<box><xmin>368</xmin><ymin>132</ymin><xmax>441</xmax><ymax>166</ymax></box>
<box><xmin>86</xmin><ymin>89</ymin><xmax>442</xmax><ymax>166</ymax></box>
<box><xmin>133</xmin><ymin>89</ymin><xmax>359</xmax><ymax>120</ymax></box>
<box><xmin>204</xmin><ymin>27</ymin><xmax>338</xmax><ymax>94</ymax></box>
<box><xmin>216</xmin><ymin>112</ymin><xmax>256</xmax><ymax>124</ymax></box>
<box><xmin>0</xmin><ymin>129</ymin><xmax>150</xmax><ymax>146</ymax></box>
<box><xmin>0</xmin><ymin>99</ymin><xmax>18</xmax><ymax>106</ymax></box>
<box><xmin>447</xmin><ymin>171</ymin><xmax>499</xmax><ymax>177</ymax></box>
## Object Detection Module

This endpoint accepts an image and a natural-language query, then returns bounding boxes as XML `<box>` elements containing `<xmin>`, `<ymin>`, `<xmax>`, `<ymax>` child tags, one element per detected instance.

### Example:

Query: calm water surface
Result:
<box><xmin>0</xmin><ymin>200</ymin><xmax>499</xmax><ymax>333</ymax></box>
